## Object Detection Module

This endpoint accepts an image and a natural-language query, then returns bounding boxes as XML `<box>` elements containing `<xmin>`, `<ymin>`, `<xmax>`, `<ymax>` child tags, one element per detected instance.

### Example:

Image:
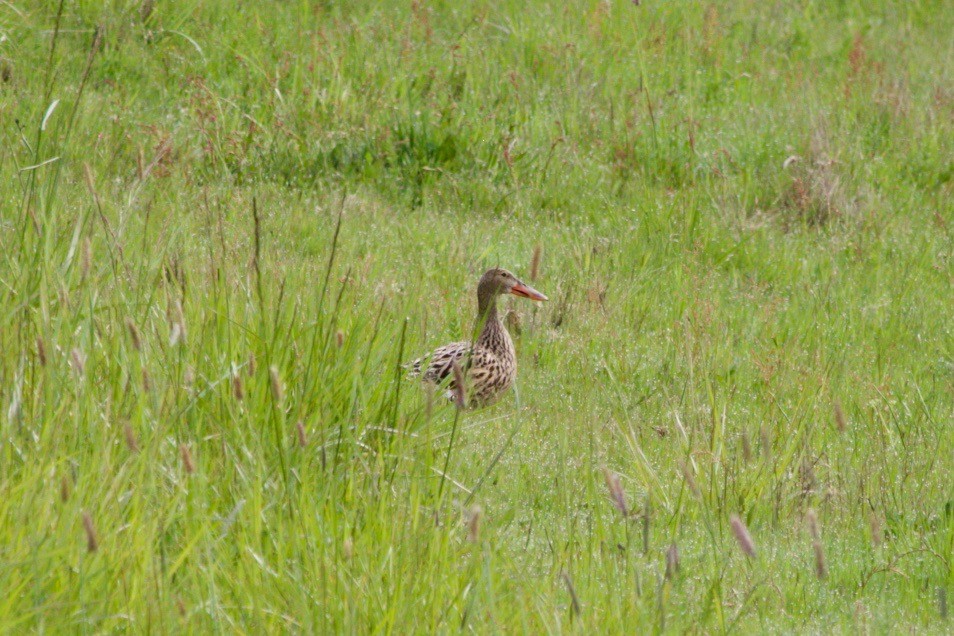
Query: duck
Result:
<box><xmin>407</xmin><ymin>268</ymin><xmax>547</xmax><ymax>408</ymax></box>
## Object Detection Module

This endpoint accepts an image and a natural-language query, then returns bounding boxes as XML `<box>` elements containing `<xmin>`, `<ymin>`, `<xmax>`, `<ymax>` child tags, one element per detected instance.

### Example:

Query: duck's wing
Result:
<box><xmin>405</xmin><ymin>341</ymin><xmax>471</xmax><ymax>384</ymax></box>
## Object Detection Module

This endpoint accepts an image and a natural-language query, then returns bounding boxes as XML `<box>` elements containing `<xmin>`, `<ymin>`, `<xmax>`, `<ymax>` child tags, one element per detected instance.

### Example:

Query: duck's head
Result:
<box><xmin>477</xmin><ymin>268</ymin><xmax>548</xmax><ymax>306</ymax></box>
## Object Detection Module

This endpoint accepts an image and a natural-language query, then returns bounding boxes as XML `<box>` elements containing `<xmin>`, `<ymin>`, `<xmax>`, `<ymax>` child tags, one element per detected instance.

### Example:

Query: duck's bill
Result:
<box><xmin>510</xmin><ymin>283</ymin><xmax>548</xmax><ymax>302</ymax></box>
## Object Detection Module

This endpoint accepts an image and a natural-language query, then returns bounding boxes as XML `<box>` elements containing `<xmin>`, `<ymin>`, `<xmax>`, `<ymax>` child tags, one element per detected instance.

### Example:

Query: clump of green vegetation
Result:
<box><xmin>0</xmin><ymin>0</ymin><xmax>950</xmax><ymax>631</ymax></box>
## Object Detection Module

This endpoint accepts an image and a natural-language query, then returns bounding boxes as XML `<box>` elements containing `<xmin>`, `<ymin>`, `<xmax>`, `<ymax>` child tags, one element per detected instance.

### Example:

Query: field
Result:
<box><xmin>1</xmin><ymin>0</ymin><xmax>952</xmax><ymax>632</ymax></box>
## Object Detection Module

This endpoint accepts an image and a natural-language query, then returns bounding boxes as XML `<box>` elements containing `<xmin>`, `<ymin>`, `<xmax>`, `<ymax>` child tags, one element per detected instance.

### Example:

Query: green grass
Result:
<box><xmin>1</xmin><ymin>0</ymin><xmax>952</xmax><ymax>631</ymax></box>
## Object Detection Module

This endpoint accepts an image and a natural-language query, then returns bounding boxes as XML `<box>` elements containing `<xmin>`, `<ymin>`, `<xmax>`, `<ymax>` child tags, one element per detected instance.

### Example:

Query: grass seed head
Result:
<box><xmin>60</xmin><ymin>475</ymin><xmax>70</xmax><ymax>502</ymax></box>
<box><xmin>806</xmin><ymin>509</ymin><xmax>821</xmax><ymax>541</ymax></box>
<box><xmin>530</xmin><ymin>244</ymin><xmax>542</xmax><ymax>281</ymax></box>
<box><xmin>336</xmin><ymin>330</ymin><xmax>345</xmax><ymax>348</ymax></box>
<box><xmin>81</xmin><ymin>237</ymin><xmax>92</xmax><ymax>278</ymax></box>
<box><xmin>466</xmin><ymin>505</ymin><xmax>483</xmax><ymax>542</ymax></box>
<box><xmin>232</xmin><ymin>372</ymin><xmax>244</xmax><ymax>401</ymax></box>
<box><xmin>602</xmin><ymin>467</ymin><xmax>628</xmax><ymax>516</ymax></box>
<box><xmin>680</xmin><ymin>461</ymin><xmax>700</xmax><ymax>498</ymax></box>
<box><xmin>179</xmin><ymin>443</ymin><xmax>194</xmax><ymax>474</ymax></box>
<box><xmin>869</xmin><ymin>512</ymin><xmax>883</xmax><ymax>547</ymax></box>
<box><xmin>124</xmin><ymin>423</ymin><xmax>140</xmax><ymax>453</ymax></box>
<box><xmin>269</xmin><ymin>366</ymin><xmax>284</xmax><ymax>403</ymax></box>
<box><xmin>169</xmin><ymin>322</ymin><xmax>182</xmax><ymax>347</ymax></box>
<box><xmin>71</xmin><ymin>348</ymin><xmax>86</xmax><ymax>377</ymax></box>
<box><xmin>343</xmin><ymin>537</ymin><xmax>353</xmax><ymax>560</ymax></box>
<box><xmin>247</xmin><ymin>352</ymin><xmax>257</xmax><ymax>376</ymax></box>
<box><xmin>665</xmin><ymin>542</ymin><xmax>680</xmax><ymax>580</ymax></box>
<box><xmin>295</xmin><ymin>421</ymin><xmax>307</xmax><ymax>447</ymax></box>
<box><xmin>742</xmin><ymin>430</ymin><xmax>752</xmax><ymax>463</ymax></box>
<box><xmin>125</xmin><ymin>318</ymin><xmax>142</xmax><ymax>352</ymax></box>
<box><xmin>82</xmin><ymin>512</ymin><xmax>98</xmax><ymax>552</ymax></box>
<box><xmin>730</xmin><ymin>514</ymin><xmax>757</xmax><ymax>559</ymax></box>
<box><xmin>36</xmin><ymin>336</ymin><xmax>47</xmax><ymax>366</ymax></box>
<box><xmin>834</xmin><ymin>400</ymin><xmax>847</xmax><ymax>432</ymax></box>
<box><xmin>813</xmin><ymin>538</ymin><xmax>828</xmax><ymax>579</ymax></box>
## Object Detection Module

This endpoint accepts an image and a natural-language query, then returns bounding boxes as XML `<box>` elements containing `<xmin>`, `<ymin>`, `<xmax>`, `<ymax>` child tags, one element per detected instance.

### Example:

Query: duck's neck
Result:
<box><xmin>475</xmin><ymin>295</ymin><xmax>503</xmax><ymax>346</ymax></box>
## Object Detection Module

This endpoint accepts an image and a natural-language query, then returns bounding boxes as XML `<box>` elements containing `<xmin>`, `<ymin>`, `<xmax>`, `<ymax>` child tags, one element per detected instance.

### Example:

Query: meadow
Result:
<box><xmin>0</xmin><ymin>0</ymin><xmax>951</xmax><ymax>631</ymax></box>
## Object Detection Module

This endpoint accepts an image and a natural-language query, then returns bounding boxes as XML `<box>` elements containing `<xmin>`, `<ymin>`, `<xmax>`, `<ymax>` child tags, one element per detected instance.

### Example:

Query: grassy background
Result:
<box><xmin>1</xmin><ymin>0</ymin><xmax>951</xmax><ymax>631</ymax></box>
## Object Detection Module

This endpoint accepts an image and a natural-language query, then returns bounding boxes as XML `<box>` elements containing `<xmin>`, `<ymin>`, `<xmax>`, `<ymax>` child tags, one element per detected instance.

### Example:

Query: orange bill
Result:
<box><xmin>510</xmin><ymin>282</ymin><xmax>548</xmax><ymax>301</ymax></box>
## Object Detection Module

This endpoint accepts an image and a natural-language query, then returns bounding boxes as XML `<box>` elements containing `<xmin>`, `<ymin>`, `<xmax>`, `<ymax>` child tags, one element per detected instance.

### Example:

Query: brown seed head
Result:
<box><xmin>530</xmin><ymin>244</ymin><xmax>542</xmax><ymax>281</ymax></box>
<box><xmin>730</xmin><ymin>514</ymin><xmax>757</xmax><ymax>559</ymax></box>
<box><xmin>82</xmin><ymin>512</ymin><xmax>98</xmax><ymax>552</ymax></box>
<box><xmin>336</xmin><ymin>330</ymin><xmax>345</xmax><ymax>348</ymax></box>
<box><xmin>295</xmin><ymin>421</ymin><xmax>307</xmax><ymax>447</ymax></box>
<box><xmin>60</xmin><ymin>475</ymin><xmax>70</xmax><ymax>502</ymax></box>
<box><xmin>179</xmin><ymin>443</ymin><xmax>194</xmax><ymax>474</ymax></box>
<box><xmin>812</xmin><ymin>538</ymin><xmax>828</xmax><ymax>579</ymax></box>
<box><xmin>246</xmin><ymin>352</ymin><xmax>257</xmax><ymax>376</ymax></box>
<box><xmin>125</xmin><ymin>318</ymin><xmax>142</xmax><ymax>352</ymax></box>
<box><xmin>834</xmin><ymin>401</ymin><xmax>847</xmax><ymax>432</ymax></box>
<box><xmin>36</xmin><ymin>336</ymin><xmax>47</xmax><ymax>366</ymax></box>
<box><xmin>232</xmin><ymin>372</ymin><xmax>244</xmax><ymax>401</ymax></box>
<box><xmin>81</xmin><ymin>237</ymin><xmax>92</xmax><ymax>278</ymax></box>
<box><xmin>124</xmin><ymin>423</ymin><xmax>140</xmax><ymax>452</ymax></box>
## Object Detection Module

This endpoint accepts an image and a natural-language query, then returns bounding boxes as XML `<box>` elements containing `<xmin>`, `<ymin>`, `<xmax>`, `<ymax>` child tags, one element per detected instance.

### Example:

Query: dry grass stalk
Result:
<box><xmin>602</xmin><ymin>467</ymin><xmax>628</xmax><ymax>516</ymax></box>
<box><xmin>530</xmin><ymin>244</ymin><xmax>542</xmax><ymax>281</ymax></box>
<box><xmin>82</xmin><ymin>512</ymin><xmax>98</xmax><ymax>552</ymax></box>
<box><xmin>269</xmin><ymin>366</ymin><xmax>283</xmax><ymax>403</ymax></box>
<box><xmin>450</xmin><ymin>361</ymin><xmax>466</xmax><ymax>409</ymax></box>
<box><xmin>561</xmin><ymin>572</ymin><xmax>581</xmax><ymax>616</ymax></box>
<box><xmin>141</xmin><ymin>368</ymin><xmax>151</xmax><ymax>392</ymax></box>
<box><xmin>179</xmin><ymin>443</ymin><xmax>195</xmax><ymax>474</ymax></box>
<box><xmin>466</xmin><ymin>505</ymin><xmax>482</xmax><ymax>542</ymax></box>
<box><xmin>125</xmin><ymin>318</ymin><xmax>142</xmax><ymax>352</ymax></box>
<box><xmin>175</xmin><ymin>596</ymin><xmax>187</xmax><ymax>618</ymax></box>
<box><xmin>730</xmin><ymin>514</ymin><xmax>756</xmax><ymax>559</ymax></box>
<box><xmin>295</xmin><ymin>421</ymin><xmax>307</xmax><ymax>447</ymax></box>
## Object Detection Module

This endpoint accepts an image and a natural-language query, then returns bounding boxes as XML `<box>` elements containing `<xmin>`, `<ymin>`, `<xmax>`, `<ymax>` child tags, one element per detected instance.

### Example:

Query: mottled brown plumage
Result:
<box><xmin>408</xmin><ymin>268</ymin><xmax>547</xmax><ymax>408</ymax></box>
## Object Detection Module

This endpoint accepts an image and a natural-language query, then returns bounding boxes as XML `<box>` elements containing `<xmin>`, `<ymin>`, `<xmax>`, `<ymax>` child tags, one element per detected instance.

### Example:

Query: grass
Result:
<box><xmin>1</xmin><ymin>0</ymin><xmax>952</xmax><ymax>631</ymax></box>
